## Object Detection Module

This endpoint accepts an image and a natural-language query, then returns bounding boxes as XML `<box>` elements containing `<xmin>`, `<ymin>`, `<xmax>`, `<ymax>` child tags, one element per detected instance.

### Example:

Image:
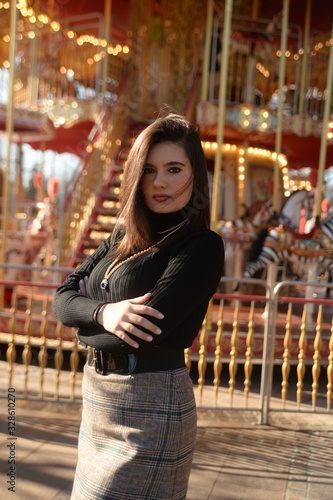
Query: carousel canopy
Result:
<box><xmin>0</xmin><ymin>0</ymin><xmax>331</xmax><ymax>162</ymax></box>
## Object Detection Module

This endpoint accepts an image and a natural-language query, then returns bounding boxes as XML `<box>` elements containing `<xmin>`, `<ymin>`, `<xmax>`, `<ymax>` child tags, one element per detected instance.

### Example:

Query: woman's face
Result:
<box><xmin>141</xmin><ymin>141</ymin><xmax>193</xmax><ymax>213</ymax></box>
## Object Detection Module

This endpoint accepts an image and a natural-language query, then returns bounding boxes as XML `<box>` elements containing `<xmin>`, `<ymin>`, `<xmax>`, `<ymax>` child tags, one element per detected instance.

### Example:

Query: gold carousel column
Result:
<box><xmin>213</xmin><ymin>300</ymin><xmax>224</xmax><ymax>405</ymax></box>
<box><xmin>298</xmin><ymin>0</ymin><xmax>311</xmax><ymax>114</ymax></box>
<box><xmin>281</xmin><ymin>302</ymin><xmax>292</xmax><ymax>408</ymax></box>
<box><xmin>22</xmin><ymin>294</ymin><xmax>33</xmax><ymax>396</ymax></box>
<box><xmin>101</xmin><ymin>0</ymin><xmax>112</xmax><ymax>97</ymax></box>
<box><xmin>197</xmin><ymin>313</ymin><xmax>208</xmax><ymax>405</ymax></box>
<box><xmin>244</xmin><ymin>301</ymin><xmax>254</xmax><ymax>406</ymax></box>
<box><xmin>312</xmin><ymin>305</ymin><xmax>323</xmax><ymax>410</ymax></box>
<box><xmin>28</xmin><ymin>5</ymin><xmax>39</xmax><ymax>108</ymax></box>
<box><xmin>6</xmin><ymin>292</ymin><xmax>18</xmax><ymax>388</ymax></box>
<box><xmin>327</xmin><ymin>316</ymin><xmax>333</xmax><ymax>411</ymax></box>
<box><xmin>296</xmin><ymin>306</ymin><xmax>307</xmax><ymax>409</ymax></box>
<box><xmin>211</xmin><ymin>0</ymin><xmax>233</xmax><ymax>232</ymax></box>
<box><xmin>70</xmin><ymin>331</ymin><xmax>80</xmax><ymax>401</ymax></box>
<box><xmin>184</xmin><ymin>346</ymin><xmax>192</xmax><ymax>372</ymax></box>
<box><xmin>229</xmin><ymin>301</ymin><xmax>239</xmax><ymax>407</ymax></box>
<box><xmin>273</xmin><ymin>0</ymin><xmax>289</xmax><ymax>216</ymax></box>
<box><xmin>201</xmin><ymin>0</ymin><xmax>214</xmax><ymax>101</ymax></box>
<box><xmin>54</xmin><ymin>322</ymin><xmax>64</xmax><ymax>400</ymax></box>
<box><xmin>314</xmin><ymin>22</ymin><xmax>333</xmax><ymax>219</ymax></box>
<box><xmin>0</xmin><ymin>1</ymin><xmax>18</xmax><ymax>310</ymax></box>
<box><xmin>38</xmin><ymin>295</ymin><xmax>49</xmax><ymax>398</ymax></box>
<box><xmin>241</xmin><ymin>142</ymin><xmax>250</xmax><ymax>214</ymax></box>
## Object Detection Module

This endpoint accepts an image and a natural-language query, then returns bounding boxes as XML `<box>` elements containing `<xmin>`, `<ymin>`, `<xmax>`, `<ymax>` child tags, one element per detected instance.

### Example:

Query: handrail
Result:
<box><xmin>0</xmin><ymin>280</ymin><xmax>59</xmax><ymax>289</ymax></box>
<box><xmin>0</xmin><ymin>263</ymin><xmax>74</xmax><ymax>273</ymax></box>
<box><xmin>58</xmin><ymin>71</ymin><xmax>131</xmax><ymax>266</ymax></box>
<box><xmin>62</xmin><ymin>72</ymin><xmax>130</xmax><ymax>214</ymax></box>
<box><xmin>61</xmin><ymin>106</ymin><xmax>108</xmax><ymax>214</ymax></box>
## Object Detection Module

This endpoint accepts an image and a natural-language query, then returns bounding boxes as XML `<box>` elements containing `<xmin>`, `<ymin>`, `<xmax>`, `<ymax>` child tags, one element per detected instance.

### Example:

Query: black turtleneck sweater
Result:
<box><xmin>53</xmin><ymin>211</ymin><xmax>224</xmax><ymax>354</ymax></box>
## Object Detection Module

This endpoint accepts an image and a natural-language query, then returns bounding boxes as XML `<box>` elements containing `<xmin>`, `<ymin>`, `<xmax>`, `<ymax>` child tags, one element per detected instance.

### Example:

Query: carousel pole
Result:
<box><xmin>0</xmin><ymin>1</ymin><xmax>18</xmax><ymax>310</ymax></box>
<box><xmin>273</xmin><ymin>0</ymin><xmax>290</xmax><ymax>217</ymax></box>
<box><xmin>101</xmin><ymin>0</ymin><xmax>112</xmax><ymax>97</ymax></box>
<box><xmin>201</xmin><ymin>0</ymin><xmax>214</xmax><ymax>101</ymax></box>
<box><xmin>298</xmin><ymin>0</ymin><xmax>311</xmax><ymax>114</ymax></box>
<box><xmin>314</xmin><ymin>21</ymin><xmax>333</xmax><ymax>221</ymax></box>
<box><xmin>211</xmin><ymin>0</ymin><xmax>233</xmax><ymax>232</ymax></box>
<box><xmin>251</xmin><ymin>0</ymin><xmax>259</xmax><ymax>18</ymax></box>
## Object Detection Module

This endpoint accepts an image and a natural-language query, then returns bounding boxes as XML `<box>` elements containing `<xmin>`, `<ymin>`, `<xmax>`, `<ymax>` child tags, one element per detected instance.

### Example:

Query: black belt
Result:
<box><xmin>88</xmin><ymin>347</ymin><xmax>186</xmax><ymax>375</ymax></box>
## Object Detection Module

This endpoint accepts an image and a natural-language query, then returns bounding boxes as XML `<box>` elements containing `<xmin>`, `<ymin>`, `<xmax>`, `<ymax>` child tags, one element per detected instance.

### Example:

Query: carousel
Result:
<box><xmin>0</xmin><ymin>1</ymin><xmax>333</xmax><ymax>415</ymax></box>
<box><xmin>195</xmin><ymin>0</ymin><xmax>333</xmax><ymax>291</ymax></box>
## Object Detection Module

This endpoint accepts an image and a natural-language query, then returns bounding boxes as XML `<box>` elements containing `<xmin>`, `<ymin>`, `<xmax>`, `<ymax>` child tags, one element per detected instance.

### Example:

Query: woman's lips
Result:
<box><xmin>153</xmin><ymin>195</ymin><xmax>170</xmax><ymax>202</ymax></box>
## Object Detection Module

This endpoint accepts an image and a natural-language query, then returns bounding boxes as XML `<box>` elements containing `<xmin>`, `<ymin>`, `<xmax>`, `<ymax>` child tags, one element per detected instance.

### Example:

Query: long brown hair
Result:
<box><xmin>113</xmin><ymin>114</ymin><xmax>211</xmax><ymax>257</ymax></box>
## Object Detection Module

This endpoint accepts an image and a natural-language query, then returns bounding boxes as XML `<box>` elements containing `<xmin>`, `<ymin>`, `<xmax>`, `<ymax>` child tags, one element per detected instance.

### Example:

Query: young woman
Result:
<box><xmin>53</xmin><ymin>114</ymin><xmax>224</xmax><ymax>500</ymax></box>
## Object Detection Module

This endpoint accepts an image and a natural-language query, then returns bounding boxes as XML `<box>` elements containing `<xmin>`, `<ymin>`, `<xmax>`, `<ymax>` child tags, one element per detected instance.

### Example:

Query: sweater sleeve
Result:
<box><xmin>52</xmin><ymin>236</ymin><xmax>111</xmax><ymax>327</ymax></box>
<box><xmin>146</xmin><ymin>230</ymin><xmax>224</xmax><ymax>337</ymax></box>
<box><xmin>78</xmin><ymin>230</ymin><xmax>224</xmax><ymax>352</ymax></box>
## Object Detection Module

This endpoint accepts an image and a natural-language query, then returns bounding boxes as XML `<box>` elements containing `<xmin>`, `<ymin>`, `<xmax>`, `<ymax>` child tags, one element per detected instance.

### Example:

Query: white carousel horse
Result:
<box><xmin>218</xmin><ymin>188</ymin><xmax>315</xmax><ymax>263</ymax></box>
<box><xmin>279</xmin><ymin>188</ymin><xmax>315</xmax><ymax>233</ymax></box>
<box><xmin>240</xmin><ymin>190</ymin><xmax>333</xmax><ymax>285</ymax></box>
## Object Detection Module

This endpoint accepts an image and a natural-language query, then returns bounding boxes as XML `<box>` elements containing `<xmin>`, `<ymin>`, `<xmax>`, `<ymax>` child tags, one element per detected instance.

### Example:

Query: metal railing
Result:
<box><xmin>58</xmin><ymin>73</ymin><xmax>130</xmax><ymax>267</ymax></box>
<box><xmin>1</xmin><ymin>271</ymin><xmax>333</xmax><ymax>424</ymax></box>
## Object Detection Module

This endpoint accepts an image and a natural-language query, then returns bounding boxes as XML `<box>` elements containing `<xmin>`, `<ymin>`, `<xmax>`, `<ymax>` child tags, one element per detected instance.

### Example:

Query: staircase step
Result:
<box><xmin>70</xmin><ymin>121</ymin><xmax>150</xmax><ymax>268</ymax></box>
<box><xmin>100</xmin><ymin>197</ymin><xmax>121</xmax><ymax>207</ymax></box>
<box><xmin>97</xmin><ymin>212</ymin><xmax>118</xmax><ymax>222</ymax></box>
<box><xmin>108</xmin><ymin>179</ymin><xmax>122</xmax><ymax>189</ymax></box>
<box><xmin>102</xmin><ymin>186</ymin><xmax>120</xmax><ymax>198</ymax></box>
<box><xmin>91</xmin><ymin>229</ymin><xmax>112</xmax><ymax>238</ymax></box>
<box><xmin>96</xmin><ymin>207</ymin><xmax>120</xmax><ymax>217</ymax></box>
<box><xmin>101</xmin><ymin>194</ymin><xmax>121</xmax><ymax>205</ymax></box>
<box><xmin>90</xmin><ymin>221</ymin><xmax>117</xmax><ymax>233</ymax></box>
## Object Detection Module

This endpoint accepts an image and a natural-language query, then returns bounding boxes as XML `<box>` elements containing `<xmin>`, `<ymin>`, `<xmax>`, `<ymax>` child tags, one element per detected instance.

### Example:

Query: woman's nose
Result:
<box><xmin>153</xmin><ymin>172</ymin><xmax>167</xmax><ymax>188</ymax></box>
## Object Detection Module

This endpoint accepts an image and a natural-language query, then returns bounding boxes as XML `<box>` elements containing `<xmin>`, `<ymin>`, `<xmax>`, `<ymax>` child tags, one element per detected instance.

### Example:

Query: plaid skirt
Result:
<box><xmin>71</xmin><ymin>363</ymin><xmax>197</xmax><ymax>500</ymax></box>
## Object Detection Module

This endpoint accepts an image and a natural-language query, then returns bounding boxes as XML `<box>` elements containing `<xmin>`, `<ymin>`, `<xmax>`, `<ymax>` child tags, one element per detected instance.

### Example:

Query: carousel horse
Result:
<box><xmin>218</xmin><ymin>188</ymin><xmax>314</xmax><ymax>263</ymax></box>
<box><xmin>279</xmin><ymin>188</ymin><xmax>315</xmax><ymax>231</ymax></box>
<box><xmin>217</xmin><ymin>200</ymin><xmax>274</xmax><ymax>261</ymax></box>
<box><xmin>236</xmin><ymin>189</ymin><xmax>333</xmax><ymax>286</ymax></box>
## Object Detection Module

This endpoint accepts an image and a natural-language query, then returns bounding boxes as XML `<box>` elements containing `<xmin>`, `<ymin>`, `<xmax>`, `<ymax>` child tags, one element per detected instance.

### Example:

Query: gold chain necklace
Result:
<box><xmin>100</xmin><ymin>219</ymin><xmax>187</xmax><ymax>290</ymax></box>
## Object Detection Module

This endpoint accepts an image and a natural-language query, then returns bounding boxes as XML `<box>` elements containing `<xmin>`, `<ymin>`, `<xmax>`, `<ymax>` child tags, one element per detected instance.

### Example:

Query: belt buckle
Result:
<box><xmin>127</xmin><ymin>353</ymin><xmax>137</xmax><ymax>374</ymax></box>
<box><xmin>107</xmin><ymin>353</ymin><xmax>137</xmax><ymax>375</ymax></box>
<box><xmin>93</xmin><ymin>349</ymin><xmax>105</xmax><ymax>375</ymax></box>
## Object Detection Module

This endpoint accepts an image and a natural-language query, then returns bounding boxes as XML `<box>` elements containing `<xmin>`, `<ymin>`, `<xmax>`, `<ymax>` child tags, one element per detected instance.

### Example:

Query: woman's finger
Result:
<box><xmin>114</xmin><ymin>327</ymin><xmax>140</xmax><ymax>348</ymax></box>
<box><xmin>124</xmin><ymin>321</ymin><xmax>155</xmax><ymax>341</ymax></box>
<box><xmin>127</xmin><ymin>313</ymin><xmax>162</xmax><ymax>335</ymax></box>
<box><xmin>79</xmin><ymin>281</ymin><xmax>87</xmax><ymax>297</ymax></box>
<box><xmin>129</xmin><ymin>293</ymin><xmax>151</xmax><ymax>304</ymax></box>
<box><xmin>132</xmin><ymin>304</ymin><xmax>164</xmax><ymax>319</ymax></box>
<box><xmin>79</xmin><ymin>276</ymin><xmax>89</xmax><ymax>297</ymax></box>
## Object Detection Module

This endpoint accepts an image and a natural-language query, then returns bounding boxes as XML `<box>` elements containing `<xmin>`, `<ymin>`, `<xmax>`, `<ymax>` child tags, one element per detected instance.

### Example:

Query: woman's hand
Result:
<box><xmin>97</xmin><ymin>292</ymin><xmax>164</xmax><ymax>348</ymax></box>
<box><xmin>78</xmin><ymin>276</ymin><xmax>89</xmax><ymax>297</ymax></box>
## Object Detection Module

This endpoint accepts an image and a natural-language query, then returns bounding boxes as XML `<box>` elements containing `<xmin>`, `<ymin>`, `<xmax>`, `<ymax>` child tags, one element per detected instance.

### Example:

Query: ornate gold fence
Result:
<box><xmin>0</xmin><ymin>269</ymin><xmax>83</xmax><ymax>403</ymax></box>
<box><xmin>1</xmin><ymin>272</ymin><xmax>333</xmax><ymax>424</ymax></box>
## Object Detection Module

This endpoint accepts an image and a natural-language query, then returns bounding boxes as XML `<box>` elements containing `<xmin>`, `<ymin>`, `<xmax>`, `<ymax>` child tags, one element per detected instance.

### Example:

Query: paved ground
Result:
<box><xmin>1</xmin><ymin>396</ymin><xmax>333</xmax><ymax>500</ymax></box>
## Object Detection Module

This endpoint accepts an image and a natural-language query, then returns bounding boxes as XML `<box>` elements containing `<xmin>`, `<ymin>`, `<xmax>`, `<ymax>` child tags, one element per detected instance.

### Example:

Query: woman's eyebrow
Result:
<box><xmin>144</xmin><ymin>160</ymin><xmax>186</xmax><ymax>167</ymax></box>
<box><xmin>165</xmin><ymin>160</ymin><xmax>186</xmax><ymax>166</ymax></box>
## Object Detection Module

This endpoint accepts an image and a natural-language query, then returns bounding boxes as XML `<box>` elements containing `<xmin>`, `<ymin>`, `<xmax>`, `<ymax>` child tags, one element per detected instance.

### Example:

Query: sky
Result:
<box><xmin>1</xmin><ymin>67</ymin><xmax>81</xmax><ymax>202</ymax></box>
<box><xmin>0</xmin><ymin>138</ymin><xmax>81</xmax><ymax>203</ymax></box>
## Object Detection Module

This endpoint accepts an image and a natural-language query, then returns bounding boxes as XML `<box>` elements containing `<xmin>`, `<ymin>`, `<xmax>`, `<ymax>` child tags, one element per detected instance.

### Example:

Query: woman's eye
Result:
<box><xmin>169</xmin><ymin>167</ymin><xmax>181</xmax><ymax>173</ymax></box>
<box><xmin>143</xmin><ymin>167</ymin><xmax>154</xmax><ymax>174</ymax></box>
